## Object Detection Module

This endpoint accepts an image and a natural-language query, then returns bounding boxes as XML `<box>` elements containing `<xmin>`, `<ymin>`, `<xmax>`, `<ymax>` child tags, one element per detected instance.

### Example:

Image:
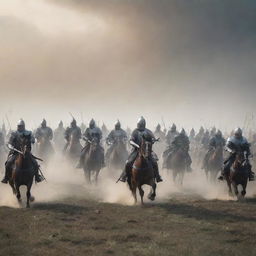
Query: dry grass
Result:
<box><xmin>0</xmin><ymin>194</ymin><xmax>255</xmax><ymax>256</ymax></box>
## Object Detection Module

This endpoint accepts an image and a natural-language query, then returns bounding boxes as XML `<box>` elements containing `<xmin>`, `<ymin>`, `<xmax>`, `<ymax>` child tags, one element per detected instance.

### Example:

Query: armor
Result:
<box><xmin>1</xmin><ymin>125</ymin><xmax>43</xmax><ymax>184</ymax></box>
<box><xmin>137</xmin><ymin>116</ymin><xmax>146</xmax><ymax>131</ymax></box>
<box><xmin>163</xmin><ymin>130</ymin><xmax>192</xmax><ymax>170</ymax></box>
<box><xmin>202</xmin><ymin>130</ymin><xmax>225</xmax><ymax>169</ymax></box>
<box><xmin>195</xmin><ymin>126</ymin><xmax>205</xmax><ymax>142</ymax></box>
<box><xmin>189</xmin><ymin>128</ymin><xmax>195</xmax><ymax>140</ymax></box>
<box><xmin>54</xmin><ymin>121</ymin><xmax>65</xmax><ymax>149</ymax></box>
<box><xmin>105</xmin><ymin>121</ymin><xmax>127</xmax><ymax>161</ymax></box>
<box><xmin>35</xmin><ymin>125</ymin><xmax>53</xmax><ymax>141</ymax></box>
<box><xmin>119</xmin><ymin>118</ymin><xmax>162</xmax><ymax>183</ymax></box>
<box><xmin>77</xmin><ymin>123</ymin><xmax>104</xmax><ymax>168</ymax></box>
<box><xmin>154</xmin><ymin>124</ymin><xmax>165</xmax><ymax>141</ymax></box>
<box><xmin>64</xmin><ymin>120</ymin><xmax>82</xmax><ymax>152</ymax></box>
<box><xmin>219</xmin><ymin>128</ymin><xmax>254</xmax><ymax>181</ymax></box>
<box><xmin>201</xmin><ymin>130</ymin><xmax>210</xmax><ymax>150</ymax></box>
<box><xmin>89</xmin><ymin>119</ymin><xmax>96</xmax><ymax>129</ymax></box>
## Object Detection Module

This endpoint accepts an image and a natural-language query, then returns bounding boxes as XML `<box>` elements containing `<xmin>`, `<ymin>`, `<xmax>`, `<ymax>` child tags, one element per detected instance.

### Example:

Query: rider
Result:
<box><xmin>189</xmin><ymin>128</ymin><xmax>196</xmax><ymax>141</ymax></box>
<box><xmin>162</xmin><ymin>123</ymin><xmax>179</xmax><ymax>169</ymax></box>
<box><xmin>35</xmin><ymin>119</ymin><xmax>53</xmax><ymax>143</ymax></box>
<box><xmin>105</xmin><ymin>120</ymin><xmax>127</xmax><ymax>161</ymax></box>
<box><xmin>202</xmin><ymin>130</ymin><xmax>225</xmax><ymax>170</ymax></box>
<box><xmin>76</xmin><ymin>119</ymin><xmax>105</xmax><ymax>168</ymax></box>
<box><xmin>64</xmin><ymin>118</ymin><xmax>81</xmax><ymax>152</ymax></box>
<box><xmin>167</xmin><ymin>128</ymin><xmax>192</xmax><ymax>172</ymax></box>
<box><xmin>154</xmin><ymin>124</ymin><xmax>166</xmax><ymax>141</ymax></box>
<box><xmin>218</xmin><ymin>128</ymin><xmax>255</xmax><ymax>181</ymax></box>
<box><xmin>195</xmin><ymin>126</ymin><xmax>205</xmax><ymax>143</ymax></box>
<box><xmin>1</xmin><ymin>119</ymin><xmax>43</xmax><ymax>184</ymax></box>
<box><xmin>201</xmin><ymin>130</ymin><xmax>210</xmax><ymax>150</ymax></box>
<box><xmin>119</xmin><ymin>116</ymin><xmax>163</xmax><ymax>183</ymax></box>
<box><xmin>53</xmin><ymin>121</ymin><xmax>65</xmax><ymax>148</ymax></box>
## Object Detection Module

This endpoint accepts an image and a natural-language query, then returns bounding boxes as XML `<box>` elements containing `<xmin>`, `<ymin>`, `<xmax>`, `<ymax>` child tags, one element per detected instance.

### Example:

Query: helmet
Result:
<box><xmin>180</xmin><ymin>128</ymin><xmax>186</xmax><ymax>136</ymax></box>
<box><xmin>17</xmin><ymin>119</ymin><xmax>25</xmax><ymax>132</ymax></box>
<box><xmin>89</xmin><ymin>119</ymin><xmax>96</xmax><ymax>129</ymax></box>
<box><xmin>170</xmin><ymin>123</ymin><xmax>176</xmax><ymax>132</ymax></box>
<box><xmin>211</xmin><ymin>127</ymin><xmax>216</xmax><ymax>135</ymax></box>
<box><xmin>216</xmin><ymin>130</ymin><xmax>222</xmax><ymax>137</ymax></box>
<box><xmin>190</xmin><ymin>128</ymin><xmax>195</xmax><ymax>136</ymax></box>
<box><xmin>234</xmin><ymin>127</ymin><xmax>242</xmax><ymax>138</ymax></box>
<box><xmin>156</xmin><ymin>124</ymin><xmax>161</xmax><ymax>131</ymax></box>
<box><xmin>71</xmin><ymin>118</ymin><xmax>77</xmax><ymax>127</ymax></box>
<box><xmin>115</xmin><ymin>120</ymin><xmax>121</xmax><ymax>130</ymax></box>
<box><xmin>41</xmin><ymin>119</ymin><xmax>47</xmax><ymax>128</ymax></box>
<box><xmin>199</xmin><ymin>126</ymin><xmax>204</xmax><ymax>134</ymax></box>
<box><xmin>137</xmin><ymin>116</ymin><xmax>146</xmax><ymax>131</ymax></box>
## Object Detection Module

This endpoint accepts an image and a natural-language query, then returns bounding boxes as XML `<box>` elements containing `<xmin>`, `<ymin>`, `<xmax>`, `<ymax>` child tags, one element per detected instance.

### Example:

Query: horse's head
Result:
<box><xmin>17</xmin><ymin>135</ymin><xmax>31</xmax><ymax>158</ymax></box>
<box><xmin>89</xmin><ymin>137</ymin><xmax>99</xmax><ymax>153</ymax></box>
<box><xmin>233</xmin><ymin>151</ymin><xmax>247</xmax><ymax>169</ymax></box>
<box><xmin>139</xmin><ymin>134</ymin><xmax>153</xmax><ymax>159</ymax></box>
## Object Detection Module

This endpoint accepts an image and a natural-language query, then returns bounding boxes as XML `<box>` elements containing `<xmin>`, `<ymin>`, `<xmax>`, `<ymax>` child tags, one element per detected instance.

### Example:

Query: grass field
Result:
<box><xmin>0</xmin><ymin>191</ymin><xmax>255</xmax><ymax>256</ymax></box>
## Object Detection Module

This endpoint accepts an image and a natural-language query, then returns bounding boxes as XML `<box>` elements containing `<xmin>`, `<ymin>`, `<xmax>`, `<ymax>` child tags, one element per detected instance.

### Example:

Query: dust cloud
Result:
<box><xmin>0</xmin><ymin>152</ymin><xmax>255</xmax><ymax>208</ymax></box>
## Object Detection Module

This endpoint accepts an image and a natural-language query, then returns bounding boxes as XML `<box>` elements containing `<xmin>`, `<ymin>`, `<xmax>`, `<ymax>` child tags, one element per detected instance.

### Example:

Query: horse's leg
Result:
<box><xmin>241</xmin><ymin>181</ymin><xmax>247</xmax><ymax>198</ymax></box>
<box><xmin>226</xmin><ymin>179</ymin><xmax>233</xmax><ymax>197</ymax></box>
<box><xmin>16</xmin><ymin>185</ymin><xmax>22</xmax><ymax>204</ymax></box>
<box><xmin>138</xmin><ymin>185</ymin><xmax>144</xmax><ymax>205</ymax></box>
<box><xmin>95</xmin><ymin>169</ymin><xmax>100</xmax><ymax>185</ymax></box>
<box><xmin>131</xmin><ymin>180</ymin><xmax>137</xmax><ymax>205</ymax></box>
<box><xmin>232</xmin><ymin>182</ymin><xmax>239</xmax><ymax>199</ymax></box>
<box><xmin>148</xmin><ymin>182</ymin><xmax>156</xmax><ymax>201</ymax></box>
<box><xmin>172</xmin><ymin>170</ymin><xmax>177</xmax><ymax>184</ymax></box>
<box><xmin>26</xmin><ymin>185</ymin><xmax>32</xmax><ymax>208</ymax></box>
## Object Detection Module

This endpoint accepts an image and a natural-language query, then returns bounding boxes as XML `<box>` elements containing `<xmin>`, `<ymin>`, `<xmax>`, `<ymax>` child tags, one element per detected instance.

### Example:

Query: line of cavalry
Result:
<box><xmin>0</xmin><ymin>116</ymin><xmax>255</xmax><ymax>207</ymax></box>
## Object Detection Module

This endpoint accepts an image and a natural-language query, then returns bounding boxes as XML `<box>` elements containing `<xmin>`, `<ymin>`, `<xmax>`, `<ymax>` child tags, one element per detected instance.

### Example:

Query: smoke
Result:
<box><xmin>0</xmin><ymin>0</ymin><xmax>256</xmax><ymax>130</ymax></box>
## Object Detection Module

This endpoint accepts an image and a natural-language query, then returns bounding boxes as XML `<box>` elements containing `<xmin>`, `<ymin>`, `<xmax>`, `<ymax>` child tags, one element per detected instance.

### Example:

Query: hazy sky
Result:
<box><xmin>1</xmin><ymin>0</ymin><xmax>256</xmax><ymax>131</ymax></box>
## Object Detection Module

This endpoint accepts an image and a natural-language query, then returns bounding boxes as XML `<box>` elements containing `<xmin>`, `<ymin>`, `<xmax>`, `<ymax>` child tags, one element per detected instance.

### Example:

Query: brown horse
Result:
<box><xmin>205</xmin><ymin>145</ymin><xmax>223</xmax><ymax>183</ymax></box>
<box><xmin>167</xmin><ymin>147</ymin><xmax>188</xmax><ymax>185</ymax></box>
<box><xmin>83</xmin><ymin>138</ymin><xmax>104</xmax><ymax>184</ymax></box>
<box><xmin>128</xmin><ymin>136</ymin><xmax>157</xmax><ymax>205</ymax></box>
<box><xmin>225</xmin><ymin>151</ymin><xmax>249</xmax><ymax>200</ymax></box>
<box><xmin>9</xmin><ymin>136</ymin><xmax>36</xmax><ymax>208</ymax></box>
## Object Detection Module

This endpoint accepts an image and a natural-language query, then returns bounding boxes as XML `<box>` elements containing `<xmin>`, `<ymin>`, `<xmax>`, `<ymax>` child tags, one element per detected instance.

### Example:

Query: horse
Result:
<box><xmin>83</xmin><ymin>138</ymin><xmax>104</xmax><ymax>184</ymax></box>
<box><xmin>167</xmin><ymin>147</ymin><xmax>188</xmax><ymax>185</ymax></box>
<box><xmin>8</xmin><ymin>136</ymin><xmax>36</xmax><ymax>208</ymax></box>
<box><xmin>107</xmin><ymin>137</ymin><xmax>128</xmax><ymax>171</ymax></box>
<box><xmin>204</xmin><ymin>145</ymin><xmax>223</xmax><ymax>183</ymax></box>
<box><xmin>128</xmin><ymin>136</ymin><xmax>157</xmax><ymax>205</ymax></box>
<box><xmin>225</xmin><ymin>151</ymin><xmax>249</xmax><ymax>200</ymax></box>
<box><xmin>65</xmin><ymin>130</ymin><xmax>82</xmax><ymax>164</ymax></box>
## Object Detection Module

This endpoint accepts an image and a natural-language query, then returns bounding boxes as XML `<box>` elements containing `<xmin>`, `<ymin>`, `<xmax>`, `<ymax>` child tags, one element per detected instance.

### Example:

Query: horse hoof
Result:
<box><xmin>30</xmin><ymin>196</ymin><xmax>35</xmax><ymax>202</ymax></box>
<box><xmin>26</xmin><ymin>205</ymin><xmax>30</xmax><ymax>208</ymax></box>
<box><xmin>148</xmin><ymin>195</ymin><xmax>155</xmax><ymax>201</ymax></box>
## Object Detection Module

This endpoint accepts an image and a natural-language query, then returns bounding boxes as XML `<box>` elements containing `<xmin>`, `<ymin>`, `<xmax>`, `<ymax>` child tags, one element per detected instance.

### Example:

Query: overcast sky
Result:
<box><xmin>1</xmin><ymin>0</ymin><xmax>256</xmax><ymax>131</ymax></box>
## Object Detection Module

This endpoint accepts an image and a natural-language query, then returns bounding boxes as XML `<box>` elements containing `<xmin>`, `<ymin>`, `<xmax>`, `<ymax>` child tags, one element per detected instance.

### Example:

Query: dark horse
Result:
<box><xmin>9</xmin><ymin>136</ymin><xmax>36</xmax><ymax>208</ymax></box>
<box><xmin>83</xmin><ymin>138</ymin><xmax>103</xmax><ymax>184</ymax></box>
<box><xmin>128</xmin><ymin>136</ymin><xmax>157</xmax><ymax>205</ymax></box>
<box><xmin>204</xmin><ymin>145</ymin><xmax>223</xmax><ymax>183</ymax></box>
<box><xmin>107</xmin><ymin>137</ymin><xmax>128</xmax><ymax>171</ymax></box>
<box><xmin>225</xmin><ymin>151</ymin><xmax>249</xmax><ymax>200</ymax></box>
<box><xmin>166</xmin><ymin>147</ymin><xmax>188</xmax><ymax>185</ymax></box>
